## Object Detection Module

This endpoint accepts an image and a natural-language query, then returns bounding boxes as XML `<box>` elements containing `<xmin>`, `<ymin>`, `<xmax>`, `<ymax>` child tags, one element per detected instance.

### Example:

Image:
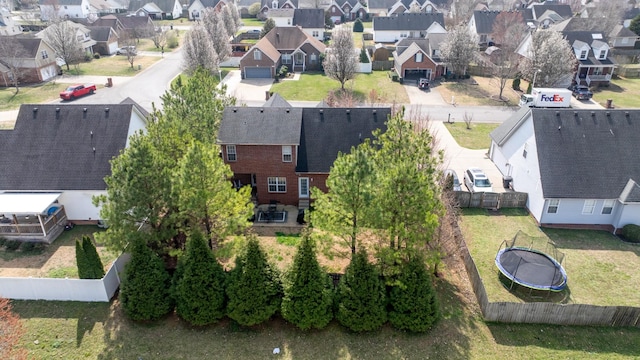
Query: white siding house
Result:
<box><xmin>489</xmin><ymin>108</ymin><xmax>640</xmax><ymax>233</ymax></box>
<box><xmin>39</xmin><ymin>0</ymin><xmax>92</xmax><ymax>21</ymax></box>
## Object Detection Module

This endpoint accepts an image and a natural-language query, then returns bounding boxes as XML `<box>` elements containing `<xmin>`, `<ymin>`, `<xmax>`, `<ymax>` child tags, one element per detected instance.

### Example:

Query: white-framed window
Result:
<box><xmin>310</xmin><ymin>53</ymin><xmax>317</xmax><ymax>64</ymax></box>
<box><xmin>599</xmin><ymin>49</ymin><xmax>606</xmax><ymax>59</ymax></box>
<box><xmin>602</xmin><ymin>199</ymin><xmax>615</xmax><ymax>215</ymax></box>
<box><xmin>480</xmin><ymin>34</ymin><xmax>487</xmax><ymax>43</ymax></box>
<box><xmin>547</xmin><ymin>199</ymin><xmax>559</xmax><ymax>214</ymax></box>
<box><xmin>254</xmin><ymin>50</ymin><xmax>262</xmax><ymax>60</ymax></box>
<box><xmin>226</xmin><ymin>145</ymin><xmax>236</xmax><ymax>161</ymax></box>
<box><xmin>282</xmin><ymin>145</ymin><xmax>292</xmax><ymax>162</ymax></box>
<box><xmin>41</xmin><ymin>50</ymin><xmax>48</xmax><ymax>59</ymax></box>
<box><xmin>415</xmin><ymin>52</ymin><xmax>423</xmax><ymax>62</ymax></box>
<box><xmin>281</xmin><ymin>54</ymin><xmax>292</xmax><ymax>64</ymax></box>
<box><xmin>287</xmin><ymin>19</ymin><xmax>291</xmax><ymax>25</ymax></box>
<box><xmin>312</xmin><ymin>30</ymin><xmax>319</xmax><ymax>37</ymax></box>
<box><xmin>582</xmin><ymin>199</ymin><xmax>596</xmax><ymax>214</ymax></box>
<box><xmin>268</xmin><ymin>177</ymin><xmax>286</xmax><ymax>192</ymax></box>
<box><xmin>580</xmin><ymin>50</ymin><xmax>587</xmax><ymax>59</ymax></box>
<box><xmin>593</xmin><ymin>67</ymin><xmax>603</xmax><ymax>75</ymax></box>
<box><xmin>522</xmin><ymin>143</ymin><xmax>528</xmax><ymax>158</ymax></box>
<box><xmin>299</xmin><ymin>177</ymin><xmax>309</xmax><ymax>198</ymax></box>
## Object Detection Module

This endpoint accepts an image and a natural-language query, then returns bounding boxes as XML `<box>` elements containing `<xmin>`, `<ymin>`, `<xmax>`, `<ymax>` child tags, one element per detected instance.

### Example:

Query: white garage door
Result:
<box><xmin>245</xmin><ymin>67</ymin><xmax>272</xmax><ymax>78</ymax></box>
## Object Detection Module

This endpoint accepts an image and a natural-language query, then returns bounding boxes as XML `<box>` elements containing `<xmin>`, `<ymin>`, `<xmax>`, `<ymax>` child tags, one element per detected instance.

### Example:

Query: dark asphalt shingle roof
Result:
<box><xmin>128</xmin><ymin>0</ymin><xmax>176</xmax><ymax>14</ymax></box>
<box><xmin>620</xmin><ymin>179</ymin><xmax>640</xmax><ymax>203</ymax></box>
<box><xmin>0</xmin><ymin>104</ymin><xmax>139</xmax><ymax>191</ymax></box>
<box><xmin>471</xmin><ymin>10</ymin><xmax>501</xmax><ymax>34</ymax></box>
<box><xmin>264</xmin><ymin>93</ymin><xmax>293</xmax><ymax>107</ymax></box>
<box><xmin>489</xmin><ymin>106</ymin><xmax>531</xmax><ymax>146</ymax></box>
<box><xmin>368</xmin><ymin>0</ymin><xmax>397</xmax><ymax>10</ymax></box>
<box><xmin>562</xmin><ymin>31</ymin><xmax>614</xmax><ymax>65</ymax></box>
<box><xmin>89</xmin><ymin>26</ymin><xmax>114</xmax><ymax>42</ymax></box>
<box><xmin>217</xmin><ymin>107</ymin><xmax>303</xmax><ymax>145</ymax></box>
<box><xmin>296</xmin><ymin>108</ymin><xmax>390</xmax><ymax>173</ymax></box>
<box><xmin>530</xmin><ymin>4</ymin><xmax>572</xmax><ymax>20</ymax></box>
<box><xmin>0</xmin><ymin>37</ymin><xmax>42</xmax><ymax>58</ymax></box>
<box><xmin>395</xmin><ymin>38</ymin><xmax>429</xmax><ymax>56</ymax></box>
<box><xmin>373</xmin><ymin>12</ymin><xmax>444</xmax><ymax>31</ymax></box>
<box><xmin>531</xmin><ymin>109</ymin><xmax>640</xmax><ymax>199</ymax></box>
<box><xmin>293</xmin><ymin>8</ymin><xmax>324</xmax><ymax>28</ymax></box>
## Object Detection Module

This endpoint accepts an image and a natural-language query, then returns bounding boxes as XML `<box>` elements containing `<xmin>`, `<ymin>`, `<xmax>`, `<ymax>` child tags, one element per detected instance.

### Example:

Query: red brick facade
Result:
<box><xmin>400</xmin><ymin>51</ymin><xmax>438</xmax><ymax>80</ymax></box>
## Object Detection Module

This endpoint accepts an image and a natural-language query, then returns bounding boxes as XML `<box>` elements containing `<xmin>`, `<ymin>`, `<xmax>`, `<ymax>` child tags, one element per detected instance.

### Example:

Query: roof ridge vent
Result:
<box><xmin>83</xmin><ymin>108</ymin><xmax>88</xmax><ymax>112</ymax></box>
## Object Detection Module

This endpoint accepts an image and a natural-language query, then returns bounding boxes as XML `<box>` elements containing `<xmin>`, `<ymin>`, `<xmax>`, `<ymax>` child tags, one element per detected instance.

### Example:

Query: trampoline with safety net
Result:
<box><xmin>495</xmin><ymin>231</ymin><xmax>568</xmax><ymax>292</ymax></box>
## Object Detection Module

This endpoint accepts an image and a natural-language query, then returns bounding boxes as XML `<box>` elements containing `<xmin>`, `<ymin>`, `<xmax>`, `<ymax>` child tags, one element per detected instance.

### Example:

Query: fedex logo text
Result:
<box><xmin>540</xmin><ymin>94</ymin><xmax>564</xmax><ymax>102</ymax></box>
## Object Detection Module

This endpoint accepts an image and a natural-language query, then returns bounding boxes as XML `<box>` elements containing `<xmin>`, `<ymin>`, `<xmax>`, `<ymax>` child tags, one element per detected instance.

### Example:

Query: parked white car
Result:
<box><xmin>464</xmin><ymin>167</ymin><xmax>493</xmax><ymax>193</ymax></box>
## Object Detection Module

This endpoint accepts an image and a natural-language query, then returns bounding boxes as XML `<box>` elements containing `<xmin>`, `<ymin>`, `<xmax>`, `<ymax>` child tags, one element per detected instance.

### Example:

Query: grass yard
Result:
<box><xmin>270</xmin><ymin>71</ymin><xmax>409</xmax><ymax>104</ymax></box>
<box><xmin>64</xmin><ymin>55</ymin><xmax>161</xmax><ymax>77</ymax></box>
<box><xmin>0</xmin><ymin>82</ymin><xmax>69</xmax><ymax>111</ymax></box>
<box><xmin>592</xmin><ymin>77</ymin><xmax>640</xmax><ymax>108</ymax></box>
<box><xmin>240</xmin><ymin>18</ymin><xmax>265</xmax><ymax>27</ymax></box>
<box><xmin>0</xmin><ymin>226</ymin><xmax>116</xmax><ymax>278</ymax></box>
<box><xmin>459</xmin><ymin>208</ymin><xmax>640</xmax><ymax>306</ymax></box>
<box><xmin>443</xmin><ymin>122</ymin><xmax>499</xmax><ymax>150</ymax></box>
<box><xmin>438</xmin><ymin>76</ymin><xmax>522</xmax><ymax>107</ymax></box>
<box><xmin>136</xmin><ymin>35</ymin><xmax>182</xmax><ymax>52</ymax></box>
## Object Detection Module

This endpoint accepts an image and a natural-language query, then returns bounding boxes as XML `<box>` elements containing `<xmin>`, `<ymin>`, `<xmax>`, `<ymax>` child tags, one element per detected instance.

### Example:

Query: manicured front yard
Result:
<box><xmin>0</xmin><ymin>82</ymin><xmax>69</xmax><ymax>111</ymax></box>
<box><xmin>443</xmin><ymin>122</ymin><xmax>499</xmax><ymax>150</ymax></box>
<box><xmin>592</xmin><ymin>77</ymin><xmax>640</xmax><ymax>108</ymax></box>
<box><xmin>460</xmin><ymin>208</ymin><xmax>640</xmax><ymax>306</ymax></box>
<box><xmin>269</xmin><ymin>71</ymin><xmax>409</xmax><ymax>104</ymax></box>
<box><xmin>64</xmin><ymin>54</ymin><xmax>161</xmax><ymax>77</ymax></box>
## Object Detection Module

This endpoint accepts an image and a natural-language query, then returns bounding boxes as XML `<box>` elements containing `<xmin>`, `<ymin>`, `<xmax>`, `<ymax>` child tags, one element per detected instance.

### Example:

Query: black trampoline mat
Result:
<box><xmin>499</xmin><ymin>249</ymin><xmax>565</xmax><ymax>287</ymax></box>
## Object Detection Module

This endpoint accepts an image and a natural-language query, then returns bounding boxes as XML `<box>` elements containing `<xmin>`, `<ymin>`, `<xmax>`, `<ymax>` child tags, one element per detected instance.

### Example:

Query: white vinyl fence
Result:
<box><xmin>0</xmin><ymin>253</ymin><xmax>131</xmax><ymax>302</ymax></box>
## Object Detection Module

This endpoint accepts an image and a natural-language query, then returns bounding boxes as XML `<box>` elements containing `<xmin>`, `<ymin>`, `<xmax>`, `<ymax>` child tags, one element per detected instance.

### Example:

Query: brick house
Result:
<box><xmin>217</xmin><ymin>106</ymin><xmax>391</xmax><ymax>207</ymax></box>
<box><xmin>326</xmin><ymin>0</ymin><xmax>368</xmax><ymax>23</ymax></box>
<box><xmin>0</xmin><ymin>36</ymin><xmax>59</xmax><ymax>87</ymax></box>
<box><xmin>239</xmin><ymin>26</ymin><xmax>325</xmax><ymax>78</ymax></box>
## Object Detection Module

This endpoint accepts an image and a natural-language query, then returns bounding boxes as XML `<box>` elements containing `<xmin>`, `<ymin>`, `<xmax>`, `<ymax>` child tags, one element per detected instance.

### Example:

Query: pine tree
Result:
<box><xmin>83</xmin><ymin>236</ymin><xmax>105</xmax><ymax>279</ymax></box>
<box><xmin>120</xmin><ymin>238</ymin><xmax>174</xmax><ymax>321</ymax></box>
<box><xmin>336</xmin><ymin>250</ymin><xmax>387</xmax><ymax>332</ymax></box>
<box><xmin>281</xmin><ymin>233</ymin><xmax>333</xmax><ymax>330</ymax></box>
<box><xmin>388</xmin><ymin>255</ymin><xmax>439</xmax><ymax>332</ymax></box>
<box><xmin>174</xmin><ymin>230</ymin><xmax>226</xmax><ymax>325</ymax></box>
<box><xmin>226</xmin><ymin>236</ymin><xmax>282</xmax><ymax>326</ymax></box>
<box><xmin>75</xmin><ymin>239</ymin><xmax>90</xmax><ymax>279</ymax></box>
<box><xmin>353</xmin><ymin>18</ymin><xmax>364</xmax><ymax>33</ymax></box>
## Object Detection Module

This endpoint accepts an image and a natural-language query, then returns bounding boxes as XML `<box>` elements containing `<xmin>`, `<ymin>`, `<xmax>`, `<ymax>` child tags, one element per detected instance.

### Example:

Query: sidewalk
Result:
<box><xmin>56</xmin><ymin>74</ymin><xmax>132</xmax><ymax>86</ymax></box>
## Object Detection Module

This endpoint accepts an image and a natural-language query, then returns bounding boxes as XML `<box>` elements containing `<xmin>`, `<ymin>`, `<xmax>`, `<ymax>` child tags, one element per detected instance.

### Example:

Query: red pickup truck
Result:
<box><xmin>59</xmin><ymin>84</ymin><xmax>96</xmax><ymax>101</ymax></box>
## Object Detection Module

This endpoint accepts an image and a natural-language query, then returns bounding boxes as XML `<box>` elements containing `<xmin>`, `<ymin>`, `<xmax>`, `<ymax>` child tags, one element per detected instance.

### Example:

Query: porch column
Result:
<box><xmin>12</xmin><ymin>214</ymin><xmax>20</xmax><ymax>234</ymax></box>
<box><xmin>38</xmin><ymin>214</ymin><xmax>47</xmax><ymax>236</ymax></box>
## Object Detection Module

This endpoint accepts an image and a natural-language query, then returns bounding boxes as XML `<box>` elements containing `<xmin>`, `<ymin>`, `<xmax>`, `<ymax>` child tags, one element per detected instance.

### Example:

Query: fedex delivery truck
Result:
<box><xmin>519</xmin><ymin>88</ymin><xmax>571</xmax><ymax>108</ymax></box>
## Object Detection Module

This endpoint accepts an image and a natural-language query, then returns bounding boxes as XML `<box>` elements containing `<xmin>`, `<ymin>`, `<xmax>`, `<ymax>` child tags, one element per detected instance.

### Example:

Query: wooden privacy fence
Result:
<box><xmin>0</xmin><ymin>253</ymin><xmax>130</xmax><ymax>302</ymax></box>
<box><xmin>372</xmin><ymin>60</ymin><xmax>393</xmax><ymax>71</ymax></box>
<box><xmin>454</xmin><ymin>191</ymin><xmax>527</xmax><ymax>209</ymax></box>
<box><xmin>454</xmin><ymin>216</ymin><xmax>640</xmax><ymax>327</ymax></box>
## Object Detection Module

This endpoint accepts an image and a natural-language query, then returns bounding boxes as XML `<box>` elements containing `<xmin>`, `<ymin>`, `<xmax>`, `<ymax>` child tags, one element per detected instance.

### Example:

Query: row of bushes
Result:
<box><xmin>120</xmin><ymin>232</ymin><xmax>439</xmax><ymax>333</ymax></box>
<box><xmin>0</xmin><ymin>238</ymin><xmax>45</xmax><ymax>253</ymax></box>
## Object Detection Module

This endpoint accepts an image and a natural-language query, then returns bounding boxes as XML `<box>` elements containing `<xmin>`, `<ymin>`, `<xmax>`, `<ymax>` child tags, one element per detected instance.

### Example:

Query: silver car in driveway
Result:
<box><xmin>464</xmin><ymin>167</ymin><xmax>493</xmax><ymax>192</ymax></box>
<box><xmin>444</xmin><ymin>169</ymin><xmax>462</xmax><ymax>191</ymax></box>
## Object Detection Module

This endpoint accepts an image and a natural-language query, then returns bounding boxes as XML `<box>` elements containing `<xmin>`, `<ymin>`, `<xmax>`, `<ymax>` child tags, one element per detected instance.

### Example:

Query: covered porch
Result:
<box><xmin>0</xmin><ymin>193</ymin><xmax>68</xmax><ymax>244</ymax></box>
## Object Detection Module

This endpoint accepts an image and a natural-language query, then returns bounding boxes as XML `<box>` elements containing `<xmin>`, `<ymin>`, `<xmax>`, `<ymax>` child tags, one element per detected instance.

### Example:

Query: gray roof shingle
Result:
<box><xmin>531</xmin><ymin>109</ymin><xmax>640</xmax><ymax>199</ymax></box>
<box><xmin>293</xmin><ymin>8</ymin><xmax>324</xmax><ymax>28</ymax></box>
<box><xmin>0</xmin><ymin>103</ymin><xmax>139</xmax><ymax>191</ymax></box>
<box><xmin>264</xmin><ymin>93</ymin><xmax>293</xmax><ymax>107</ymax></box>
<box><xmin>373</xmin><ymin>12</ymin><xmax>444</xmax><ymax>31</ymax></box>
<box><xmin>530</xmin><ymin>4</ymin><xmax>572</xmax><ymax>20</ymax></box>
<box><xmin>217</xmin><ymin>107</ymin><xmax>303</xmax><ymax>145</ymax></box>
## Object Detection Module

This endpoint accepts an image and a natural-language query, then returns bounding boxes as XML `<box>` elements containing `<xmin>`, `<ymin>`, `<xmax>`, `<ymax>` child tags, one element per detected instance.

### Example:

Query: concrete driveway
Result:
<box><xmin>403</xmin><ymin>80</ymin><xmax>450</xmax><ymax>106</ymax></box>
<box><xmin>222</xmin><ymin>70</ymin><xmax>274</xmax><ymax>105</ymax></box>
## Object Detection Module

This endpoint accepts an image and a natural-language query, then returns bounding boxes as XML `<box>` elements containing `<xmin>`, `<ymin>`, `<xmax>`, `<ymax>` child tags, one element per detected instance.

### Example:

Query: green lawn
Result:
<box><xmin>240</xmin><ymin>18</ymin><xmax>264</xmax><ymax>27</ymax></box>
<box><xmin>459</xmin><ymin>208</ymin><xmax>640</xmax><ymax>306</ymax></box>
<box><xmin>270</xmin><ymin>71</ymin><xmax>409</xmax><ymax>104</ymax></box>
<box><xmin>64</xmin><ymin>55</ymin><xmax>161</xmax><ymax>77</ymax></box>
<box><xmin>438</xmin><ymin>76</ymin><xmax>522</xmax><ymax>107</ymax></box>
<box><xmin>443</xmin><ymin>122</ymin><xmax>499</xmax><ymax>149</ymax></box>
<box><xmin>592</xmin><ymin>77</ymin><xmax>640</xmax><ymax>108</ymax></box>
<box><xmin>11</xmin><ymin>279</ymin><xmax>640</xmax><ymax>359</ymax></box>
<box><xmin>0</xmin><ymin>82</ymin><xmax>69</xmax><ymax>111</ymax></box>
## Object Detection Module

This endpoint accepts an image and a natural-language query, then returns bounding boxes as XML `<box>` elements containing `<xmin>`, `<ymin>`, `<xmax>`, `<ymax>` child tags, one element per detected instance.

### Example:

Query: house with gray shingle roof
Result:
<box><xmin>239</xmin><ymin>26</ymin><xmax>325</xmax><ymax>78</ymax></box>
<box><xmin>489</xmin><ymin>108</ymin><xmax>640</xmax><ymax>233</ymax></box>
<box><xmin>0</xmin><ymin>36</ymin><xmax>59</xmax><ymax>86</ymax></box>
<box><xmin>373</xmin><ymin>12</ymin><xmax>444</xmax><ymax>42</ymax></box>
<box><xmin>293</xmin><ymin>9</ymin><xmax>324</xmax><ymax>40</ymax></box>
<box><xmin>89</xmin><ymin>26</ymin><xmax>119</xmax><ymax>55</ymax></box>
<box><xmin>468</xmin><ymin>10</ymin><xmax>527</xmax><ymax>46</ymax></box>
<box><xmin>128</xmin><ymin>0</ymin><xmax>182</xmax><ymax>19</ymax></box>
<box><xmin>188</xmin><ymin>0</ymin><xmax>229</xmax><ymax>21</ymax></box>
<box><xmin>217</xmin><ymin>106</ymin><xmax>390</xmax><ymax>206</ymax></box>
<box><xmin>0</xmin><ymin>100</ymin><xmax>148</xmax><ymax>230</ymax></box>
<box><xmin>39</xmin><ymin>0</ymin><xmax>92</xmax><ymax>21</ymax></box>
<box><xmin>260</xmin><ymin>0</ymin><xmax>299</xmax><ymax>17</ymax></box>
<box><xmin>392</xmin><ymin>35</ymin><xmax>445</xmax><ymax>81</ymax></box>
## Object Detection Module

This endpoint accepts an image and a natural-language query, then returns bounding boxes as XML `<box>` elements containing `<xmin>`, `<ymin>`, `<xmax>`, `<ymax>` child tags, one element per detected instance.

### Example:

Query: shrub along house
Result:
<box><xmin>217</xmin><ymin>106</ymin><xmax>391</xmax><ymax>208</ymax></box>
<box><xmin>0</xmin><ymin>100</ymin><xmax>148</xmax><ymax>243</ymax></box>
<box><xmin>239</xmin><ymin>26</ymin><xmax>325</xmax><ymax>78</ymax></box>
<box><xmin>489</xmin><ymin>108</ymin><xmax>640</xmax><ymax>233</ymax></box>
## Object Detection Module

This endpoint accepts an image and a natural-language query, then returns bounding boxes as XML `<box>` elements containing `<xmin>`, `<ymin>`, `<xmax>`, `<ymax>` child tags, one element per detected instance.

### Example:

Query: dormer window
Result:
<box><xmin>254</xmin><ymin>50</ymin><xmax>262</xmax><ymax>60</ymax></box>
<box><xmin>580</xmin><ymin>50</ymin><xmax>587</xmax><ymax>60</ymax></box>
<box><xmin>598</xmin><ymin>49</ymin><xmax>606</xmax><ymax>59</ymax></box>
<box><xmin>272</xmin><ymin>0</ymin><xmax>277</xmax><ymax>9</ymax></box>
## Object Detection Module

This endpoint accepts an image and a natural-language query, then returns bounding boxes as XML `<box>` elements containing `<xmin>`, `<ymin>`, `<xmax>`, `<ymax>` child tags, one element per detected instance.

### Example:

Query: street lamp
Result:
<box><xmin>531</xmin><ymin>69</ymin><xmax>542</xmax><ymax>89</ymax></box>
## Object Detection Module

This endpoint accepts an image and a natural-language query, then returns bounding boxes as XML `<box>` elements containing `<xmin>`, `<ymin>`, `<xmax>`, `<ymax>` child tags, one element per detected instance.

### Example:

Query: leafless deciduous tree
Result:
<box><xmin>0</xmin><ymin>36</ymin><xmax>28</xmax><ymax>92</ymax></box>
<box><xmin>182</xmin><ymin>23</ymin><xmax>219</xmax><ymax>75</ymax></box>
<box><xmin>490</xmin><ymin>11</ymin><xmax>528</xmax><ymax>99</ymax></box>
<box><xmin>202</xmin><ymin>9</ymin><xmax>231</xmax><ymax>63</ymax></box>
<box><xmin>228</xmin><ymin>3</ymin><xmax>242</xmax><ymax>30</ymax></box>
<box><xmin>586</xmin><ymin>0</ymin><xmax>626</xmax><ymax>36</ymax></box>
<box><xmin>43</xmin><ymin>19</ymin><xmax>85</xmax><ymax>71</ymax></box>
<box><xmin>222</xmin><ymin>4</ymin><xmax>238</xmax><ymax>37</ymax></box>
<box><xmin>119</xmin><ymin>36</ymin><xmax>139</xmax><ymax>69</ymax></box>
<box><xmin>323</xmin><ymin>25</ymin><xmax>358</xmax><ymax>90</ymax></box>
<box><xmin>151</xmin><ymin>22</ymin><xmax>168</xmax><ymax>51</ymax></box>
<box><xmin>450</xmin><ymin>0</ymin><xmax>478</xmax><ymax>25</ymax></box>
<box><xmin>463</xmin><ymin>112</ymin><xmax>473</xmax><ymax>130</ymax></box>
<box><xmin>440</xmin><ymin>23</ymin><xmax>478</xmax><ymax>79</ymax></box>
<box><xmin>518</xmin><ymin>29</ymin><xmax>577</xmax><ymax>88</ymax></box>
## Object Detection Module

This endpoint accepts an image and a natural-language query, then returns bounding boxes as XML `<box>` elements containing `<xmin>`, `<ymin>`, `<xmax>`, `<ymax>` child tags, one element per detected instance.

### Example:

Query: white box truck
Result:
<box><xmin>519</xmin><ymin>88</ymin><xmax>572</xmax><ymax>108</ymax></box>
